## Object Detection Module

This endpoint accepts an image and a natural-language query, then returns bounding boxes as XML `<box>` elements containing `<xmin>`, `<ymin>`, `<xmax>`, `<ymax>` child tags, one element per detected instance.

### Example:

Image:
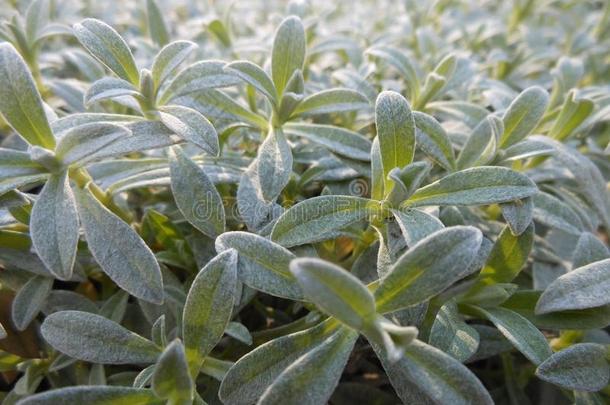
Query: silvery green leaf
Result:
<box><xmin>404</xmin><ymin>166</ymin><xmax>538</xmax><ymax>207</ymax></box>
<box><xmin>467</xmin><ymin>325</ymin><xmax>513</xmax><ymax>363</ymax></box>
<box><xmin>30</xmin><ymin>171</ymin><xmax>78</xmax><ymax>280</ymax></box>
<box><xmin>499</xmin><ymin>86</ymin><xmax>549</xmax><ymax>148</ymax></box>
<box><xmin>386</xmin><ymin>161</ymin><xmax>431</xmax><ymax>205</ymax></box>
<box><xmin>133</xmin><ymin>364</ymin><xmax>155</xmax><ymax>389</ymax></box>
<box><xmin>271</xmin><ymin>16</ymin><xmax>306</xmax><ymax>95</ymax></box>
<box><xmin>73</xmin><ymin>19</ymin><xmax>140</xmax><ymax>84</ymax></box>
<box><xmin>0</xmin><ymin>44</ymin><xmax>55</xmax><ymax>149</ymax></box>
<box><xmin>370</xmin><ymin>137</ymin><xmax>384</xmax><ymax>200</ymax></box>
<box><xmin>470</xmin><ymin>306</ymin><xmax>552</xmax><ymax>365</ymax></box>
<box><xmin>215</xmin><ymin>231</ymin><xmax>302</xmax><ymax>300</ymax></box>
<box><xmin>18</xmin><ymin>386</ymin><xmax>158</xmax><ymax>404</ymax></box>
<box><xmin>502</xmin><ymin>290</ymin><xmax>610</xmax><ymax>330</ymax></box>
<box><xmin>236</xmin><ymin>164</ymin><xmax>284</xmax><ymax>232</ymax></box>
<box><xmin>168</xmin><ymin>146</ymin><xmax>225</xmax><ymax>238</ymax></box>
<box><xmin>292</xmin><ymin>88</ymin><xmax>369</xmax><ymax>116</ymax></box>
<box><xmin>74</xmin><ymin>185</ymin><xmax>164</xmax><ymax>304</ymax></box>
<box><xmin>99</xmin><ymin>290</ymin><xmax>129</xmax><ymax>323</ymax></box>
<box><xmin>159</xmin><ymin>105</ymin><xmax>219</xmax><ymax>155</ymax></box>
<box><xmin>257</xmin><ymin>128</ymin><xmax>293</xmax><ymax>202</ymax></box>
<box><xmin>429</xmin><ymin>300</ymin><xmax>480</xmax><ymax>362</ymax></box>
<box><xmin>0</xmin><ymin>148</ymin><xmax>46</xmax><ymax>179</ymax></box>
<box><xmin>497</xmin><ymin>139</ymin><xmax>555</xmax><ymax>162</ymax></box>
<box><xmin>44</xmin><ymin>290</ymin><xmax>98</xmax><ymax>315</ymax></box>
<box><xmin>24</xmin><ymin>0</ymin><xmax>50</xmax><ymax>43</ymax></box>
<box><xmin>500</xmin><ymin>197</ymin><xmax>533</xmax><ymax>235</ymax></box>
<box><xmin>152</xmin><ymin>340</ymin><xmax>194</xmax><ymax>402</ymax></box>
<box><xmin>374</xmin><ymin>339</ymin><xmax>493</xmax><ymax>405</ymax></box>
<box><xmin>536</xmin><ymin>258</ymin><xmax>610</xmax><ymax>314</ymax></box>
<box><xmin>290</xmin><ymin>258</ymin><xmax>376</xmax><ymax>331</ymax></box>
<box><xmin>473</xmin><ymin>224</ymin><xmax>534</xmax><ymax>286</ymax></box>
<box><xmin>41</xmin><ymin>310</ymin><xmax>161</xmax><ymax>364</ymax></box>
<box><xmin>183</xmin><ymin>89</ymin><xmax>268</xmax><ymax>129</ymax></box>
<box><xmin>375</xmin><ymin>226</ymin><xmax>482</xmax><ymax>313</ymax></box>
<box><xmin>392</xmin><ymin>208</ymin><xmax>444</xmax><ymax>246</ymax></box>
<box><xmin>224</xmin><ymin>61</ymin><xmax>278</xmax><ymax>105</ymax></box>
<box><xmin>549</xmin><ymin>90</ymin><xmax>594</xmax><ymax>141</ymax></box>
<box><xmin>457</xmin><ymin>115</ymin><xmax>502</xmax><ymax>169</ymax></box>
<box><xmin>532</xmin><ymin>192</ymin><xmax>583</xmax><ymax>235</ymax></box>
<box><xmin>151</xmin><ymin>40</ymin><xmax>196</xmax><ymax>88</ymax></box>
<box><xmin>365</xmin><ymin>46</ymin><xmax>419</xmax><ymax>100</ymax></box>
<box><xmin>219</xmin><ymin>319</ymin><xmax>339</xmax><ymax>405</ymax></box>
<box><xmin>55</xmin><ymin>122</ymin><xmax>131</xmax><ymax>166</ymax></box>
<box><xmin>284</xmin><ymin>123</ymin><xmax>371</xmax><ymax>161</ymax></box>
<box><xmin>158</xmin><ymin>61</ymin><xmax>242</xmax><ymax>104</ymax></box>
<box><xmin>146</xmin><ymin>0</ymin><xmax>170</xmax><ymax>46</ymax></box>
<box><xmin>258</xmin><ymin>327</ymin><xmax>358</xmax><ymax>405</ymax></box>
<box><xmin>11</xmin><ymin>275</ymin><xmax>53</xmax><ymax>331</ymax></box>
<box><xmin>84</xmin><ymin>77</ymin><xmax>140</xmax><ymax>106</ymax></box>
<box><xmin>535</xmin><ymin>343</ymin><xmax>609</xmax><ymax>392</ymax></box>
<box><xmin>572</xmin><ymin>232</ymin><xmax>609</xmax><ymax>269</ymax></box>
<box><xmin>225</xmin><ymin>322</ymin><xmax>252</xmax><ymax>345</ymax></box>
<box><xmin>375</xmin><ymin>91</ymin><xmax>415</xmax><ymax>192</ymax></box>
<box><xmin>271</xmin><ymin>196</ymin><xmax>382</xmax><ymax>247</ymax></box>
<box><xmin>183</xmin><ymin>250</ymin><xmax>237</xmax><ymax>375</ymax></box>
<box><xmin>413</xmin><ymin>111</ymin><xmax>456</xmax><ymax>171</ymax></box>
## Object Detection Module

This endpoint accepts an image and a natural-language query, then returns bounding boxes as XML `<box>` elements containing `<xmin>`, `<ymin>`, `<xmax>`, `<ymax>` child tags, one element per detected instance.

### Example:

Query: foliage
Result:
<box><xmin>0</xmin><ymin>0</ymin><xmax>609</xmax><ymax>404</ymax></box>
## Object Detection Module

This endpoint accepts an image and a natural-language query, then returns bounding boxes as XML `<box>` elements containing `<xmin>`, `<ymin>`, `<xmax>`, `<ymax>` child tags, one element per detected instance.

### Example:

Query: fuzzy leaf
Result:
<box><xmin>572</xmin><ymin>232</ymin><xmax>609</xmax><ymax>269</ymax></box>
<box><xmin>429</xmin><ymin>301</ymin><xmax>480</xmax><ymax>362</ymax></box>
<box><xmin>375</xmin><ymin>226</ymin><xmax>482</xmax><ymax>313</ymax></box>
<box><xmin>224</xmin><ymin>61</ymin><xmax>278</xmax><ymax>105</ymax></box>
<box><xmin>18</xmin><ymin>386</ymin><xmax>159</xmax><ymax>405</ymax></box>
<box><xmin>392</xmin><ymin>208</ymin><xmax>444</xmax><ymax>246</ymax></box>
<box><xmin>55</xmin><ymin>122</ymin><xmax>131</xmax><ymax>166</ymax></box>
<box><xmin>159</xmin><ymin>105</ymin><xmax>219</xmax><ymax>155</ymax></box>
<box><xmin>12</xmin><ymin>275</ymin><xmax>53</xmax><ymax>331</ymax></box>
<box><xmin>152</xmin><ymin>340</ymin><xmax>194</xmax><ymax>401</ymax></box>
<box><xmin>271</xmin><ymin>196</ymin><xmax>382</xmax><ymax>247</ymax></box>
<box><xmin>183</xmin><ymin>250</ymin><xmax>237</xmax><ymax>376</ymax></box>
<box><xmin>413</xmin><ymin>111</ymin><xmax>456</xmax><ymax>171</ymax></box>
<box><xmin>257</xmin><ymin>128</ymin><xmax>293</xmax><ymax>202</ymax></box>
<box><xmin>500</xmin><ymin>197</ymin><xmax>533</xmax><ymax>236</ymax></box>
<box><xmin>532</xmin><ymin>192</ymin><xmax>583</xmax><ymax>235</ymax></box>
<box><xmin>41</xmin><ymin>310</ymin><xmax>161</xmax><ymax>364</ymax></box>
<box><xmin>74</xmin><ymin>185</ymin><xmax>164</xmax><ymax>304</ymax></box>
<box><xmin>271</xmin><ymin>16</ymin><xmax>306</xmax><ymax>95</ymax></box>
<box><xmin>284</xmin><ymin>123</ymin><xmax>371</xmax><ymax>161</ymax></box>
<box><xmin>0</xmin><ymin>43</ymin><xmax>55</xmax><ymax>149</ymax></box>
<box><xmin>84</xmin><ymin>77</ymin><xmax>140</xmax><ymax>106</ymax></box>
<box><xmin>151</xmin><ymin>40</ymin><xmax>196</xmax><ymax>88</ymax></box>
<box><xmin>146</xmin><ymin>0</ymin><xmax>170</xmax><ymax>46</ymax></box>
<box><xmin>500</xmin><ymin>86</ymin><xmax>549</xmax><ymax>148</ymax></box>
<box><xmin>293</xmin><ymin>88</ymin><xmax>369</xmax><ymax>116</ymax></box>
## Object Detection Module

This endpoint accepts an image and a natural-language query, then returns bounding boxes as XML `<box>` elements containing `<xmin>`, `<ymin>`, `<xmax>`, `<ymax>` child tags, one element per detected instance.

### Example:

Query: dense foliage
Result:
<box><xmin>0</xmin><ymin>0</ymin><xmax>609</xmax><ymax>404</ymax></box>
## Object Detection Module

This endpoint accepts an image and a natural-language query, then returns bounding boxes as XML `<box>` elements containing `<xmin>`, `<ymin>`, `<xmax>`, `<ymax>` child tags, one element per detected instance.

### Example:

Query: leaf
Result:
<box><xmin>215</xmin><ymin>231</ymin><xmax>302</xmax><ymax>300</ymax></box>
<box><xmin>429</xmin><ymin>301</ymin><xmax>480</xmax><ymax>362</ymax></box>
<box><xmin>29</xmin><ymin>171</ymin><xmax>78</xmax><ymax>280</ymax></box>
<box><xmin>572</xmin><ymin>232</ymin><xmax>609</xmax><ymax>269</ymax></box>
<box><xmin>370</xmin><ymin>137</ymin><xmax>384</xmax><ymax>200</ymax></box>
<box><xmin>500</xmin><ymin>86</ymin><xmax>549</xmax><ymax>148</ymax></box>
<box><xmin>158</xmin><ymin>61</ymin><xmax>242</xmax><ymax>104</ymax></box>
<box><xmin>549</xmin><ymin>90</ymin><xmax>594</xmax><ymax>141</ymax></box>
<box><xmin>224</xmin><ymin>61</ymin><xmax>278</xmax><ymax>105</ymax></box>
<box><xmin>151</xmin><ymin>40</ymin><xmax>196</xmax><ymax>88</ymax></box>
<box><xmin>292</xmin><ymin>88</ymin><xmax>369</xmax><ymax>116</ymax></box>
<box><xmin>183</xmin><ymin>250</ymin><xmax>237</xmax><ymax>376</ymax></box>
<box><xmin>284</xmin><ymin>123</ymin><xmax>371</xmax><ymax>161</ymax></box>
<box><xmin>535</xmin><ymin>258</ymin><xmax>610</xmax><ymax>314</ymax></box>
<box><xmin>374</xmin><ymin>339</ymin><xmax>493</xmax><ymax>405</ymax></box>
<box><xmin>12</xmin><ymin>275</ymin><xmax>53</xmax><ymax>331</ymax></box>
<box><xmin>74</xmin><ymin>185</ymin><xmax>164</xmax><ymax>304</ymax></box>
<box><xmin>392</xmin><ymin>208</ymin><xmax>444</xmax><ymax>246</ymax></box>
<box><xmin>219</xmin><ymin>320</ymin><xmax>339</xmax><ymax>405</ymax></box>
<box><xmin>168</xmin><ymin>146</ymin><xmax>225</xmax><ymax>238</ymax></box>
<box><xmin>146</xmin><ymin>0</ymin><xmax>170</xmax><ymax>46</ymax></box>
<box><xmin>535</xmin><ymin>343</ymin><xmax>609</xmax><ymax>392</ymax></box>
<box><xmin>365</xmin><ymin>46</ymin><xmax>419</xmax><ymax>100</ymax></box>
<box><xmin>502</xmin><ymin>290</ymin><xmax>610</xmax><ymax>330</ymax></box>
<box><xmin>375</xmin><ymin>91</ymin><xmax>416</xmax><ymax>192</ymax></box>
<box><xmin>257</xmin><ymin>128</ymin><xmax>293</xmax><ymax>202</ymax></box>
<box><xmin>532</xmin><ymin>192</ymin><xmax>583</xmax><ymax>235</ymax></box>
<box><xmin>498</xmin><ymin>139</ymin><xmax>555</xmax><ymax>162</ymax></box>
<box><xmin>375</xmin><ymin>226</ymin><xmax>482</xmax><ymax>313</ymax></box>
<box><xmin>159</xmin><ymin>105</ymin><xmax>219</xmax><ymax>155</ymax></box>
<box><xmin>24</xmin><ymin>0</ymin><xmax>51</xmax><ymax>43</ymax></box>
<box><xmin>469</xmin><ymin>306</ymin><xmax>552</xmax><ymax>365</ymax></box>
<box><xmin>500</xmin><ymin>197</ymin><xmax>533</xmax><ymax>235</ymax></box>
<box><xmin>290</xmin><ymin>258</ymin><xmax>376</xmax><ymax>330</ymax></box>
<box><xmin>403</xmin><ymin>166</ymin><xmax>537</xmax><ymax>207</ymax></box>
<box><xmin>0</xmin><ymin>43</ymin><xmax>55</xmax><ymax>149</ymax></box>
<box><xmin>83</xmin><ymin>77</ymin><xmax>140</xmax><ymax>106</ymax></box>
<box><xmin>41</xmin><ymin>310</ymin><xmax>161</xmax><ymax>364</ymax></box>
<box><xmin>413</xmin><ymin>111</ymin><xmax>456</xmax><ymax>171</ymax></box>
<box><xmin>17</xmin><ymin>386</ymin><xmax>159</xmax><ymax>405</ymax></box>
<box><xmin>152</xmin><ymin>340</ymin><xmax>194</xmax><ymax>402</ymax></box>
<box><xmin>271</xmin><ymin>16</ymin><xmax>306</xmax><ymax>95</ymax></box>
<box><xmin>258</xmin><ymin>327</ymin><xmax>358</xmax><ymax>405</ymax></box>
<box><xmin>457</xmin><ymin>115</ymin><xmax>502</xmax><ymax>169</ymax></box>
<box><xmin>271</xmin><ymin>196</ymin><xmax>382</xmax><ymax>247</ymax></box>
<box><xmin>73</xmin><ymin>18</ymin><xmax>140</xmax><ymax>84</ymax></box>
<box><xmin>55</xmin><ymin>122</ymin><xmax>131</xmax><ymax>166</ymax></box>
<box><xmin>474</xmin><ymin>224</ymin><xmax>534</xmax><ymax>286</ymax></box>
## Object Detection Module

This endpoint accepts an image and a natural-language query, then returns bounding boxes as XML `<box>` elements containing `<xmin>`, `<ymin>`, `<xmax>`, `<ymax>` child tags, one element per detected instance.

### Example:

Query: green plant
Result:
<box><xmin>0</xmin><ymin>0</ymin><xmax>609</xmax><ymax>404</ymax></box>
